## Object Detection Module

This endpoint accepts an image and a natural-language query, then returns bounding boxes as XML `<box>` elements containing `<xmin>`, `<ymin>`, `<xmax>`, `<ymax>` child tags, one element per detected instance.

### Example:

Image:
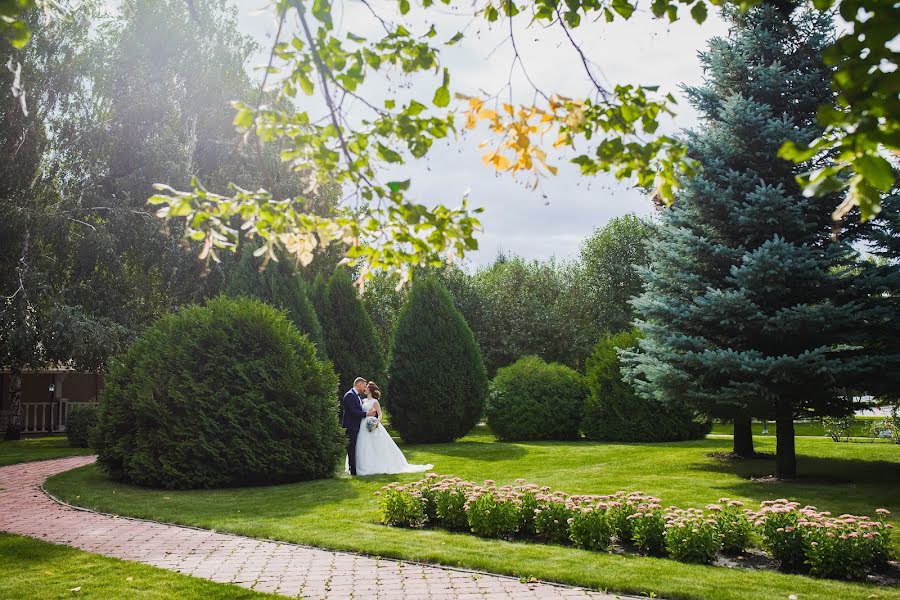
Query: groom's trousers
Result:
<box><xmin>346</xmin><ymin>427</ymin><xmax>359</xmax><ymax>475</ymax></box>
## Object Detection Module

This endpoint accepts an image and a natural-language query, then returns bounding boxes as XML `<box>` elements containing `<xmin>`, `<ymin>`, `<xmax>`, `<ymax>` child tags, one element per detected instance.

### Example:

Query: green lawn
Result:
<box><xmin>710</xmin><ymin>417</ymin><xmax>885</xmax><ymax>438</ymax></box>
<box><xmin>44</xmin><ymin>431</ymin><xmax>900</xmax><ymax>600</ymax></box>
<box><xmin>0</xmin><ymin>436</ymin><xmax>92</xmax><ymax>467</ymax></box>
<box><xmin>0</xmin><ymin>532</ymin><xmax>274</xmax><ymax>599</ymax></box>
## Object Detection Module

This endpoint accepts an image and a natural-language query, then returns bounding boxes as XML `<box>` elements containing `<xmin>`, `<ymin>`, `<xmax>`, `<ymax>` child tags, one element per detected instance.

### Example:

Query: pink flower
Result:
<box><xmin>876</xmin><ymin>508</ymin><xmax>891</xmax><ymax>515</ymax></box>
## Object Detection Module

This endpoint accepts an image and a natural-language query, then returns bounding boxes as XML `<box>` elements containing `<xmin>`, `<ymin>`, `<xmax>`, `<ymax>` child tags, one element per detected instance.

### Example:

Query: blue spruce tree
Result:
<box><xmin>625</xmin><ymin>4</ymin><xmax>891</xmax><ymax>478</ymax></box>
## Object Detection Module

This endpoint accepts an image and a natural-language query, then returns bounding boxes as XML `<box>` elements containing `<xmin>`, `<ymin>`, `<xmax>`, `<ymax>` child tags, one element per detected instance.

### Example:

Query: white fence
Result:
<box><xmin>23</xmin><ymin>401</ymin><xmax>69</xmax><ymax>433</ymax></box>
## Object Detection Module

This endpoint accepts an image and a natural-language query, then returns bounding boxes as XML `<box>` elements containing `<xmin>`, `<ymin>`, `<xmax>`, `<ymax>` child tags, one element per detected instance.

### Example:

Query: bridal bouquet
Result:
<box><xmin>365</xmin><ymin>416</ymin><xmax>380</xmax><ymax>432</ymax></box>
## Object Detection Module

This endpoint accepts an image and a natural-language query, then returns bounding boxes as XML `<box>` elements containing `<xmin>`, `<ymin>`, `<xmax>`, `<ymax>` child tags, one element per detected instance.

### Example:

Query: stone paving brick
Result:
<box><xmin>0</xmin><ymin>456</ymin><xmax>641</xmax><ymax>599</ymax></box>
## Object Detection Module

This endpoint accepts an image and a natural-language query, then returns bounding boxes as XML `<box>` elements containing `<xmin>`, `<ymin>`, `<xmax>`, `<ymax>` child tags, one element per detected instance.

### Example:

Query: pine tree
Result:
<box><xmin>625</xmin><ymin>5</ymin><xmax>876</xmax><ymax>478</ymax></box>
<box><xmin>386</xmin><ymin>276</ymin><xmax>487</xmax><ymax>442</ymax></box>
<box><xmin>226</xmin><ymin>244</ymin><xmax>327</xmax><ymax>359</ymax></box>
<box><xmin>321</xmin><ymin>269</ymin><xmax>385</xmax><ymax>393</ymax></box>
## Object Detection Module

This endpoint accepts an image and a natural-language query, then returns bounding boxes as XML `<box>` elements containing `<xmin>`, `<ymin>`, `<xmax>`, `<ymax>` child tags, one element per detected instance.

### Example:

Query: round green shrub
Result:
<box><xmin>321</xmin><ymin>269</ymin><xmax>385</xmax><ymax>393</ymax></box>
<box><xmin>94</xmin><ymin>296</ymin><xmax>344</xmax><ymax>489</ymax></box>
<box><xmin>226</xmin><ymin>243</ymin><xmax>327</xmax><ymax>359</ymax></box>
<box><xmin>386</xmin><ymin>276</ymin><xmax>487</xmax><ymax>443</ymax></box>
<box><xmin>581</xmin><ymin>330</ymin><xmax>710</xmax><ymax>442</ymax></box>
<box><xmin>66</xmin><ymin>403</ymin><xmax>98</xmax><ymax>448</ymax></box>
<box><xmin>486</xmin><ymin>356</ymin><xmax>586</xmax><ymax>441</ymax></box>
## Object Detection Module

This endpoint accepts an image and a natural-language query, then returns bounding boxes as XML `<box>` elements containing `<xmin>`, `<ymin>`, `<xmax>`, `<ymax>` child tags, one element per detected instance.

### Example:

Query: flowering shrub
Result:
<box><xmin>753</xmin><ymin>500</ymin><xmax>806</xmax><ymax>571</ymax></box>
<box><xmin>516</xmin><ymin>481</ymin><xmax>540</xmax><ymax>536</ymax></box>
<box><xmin>433</xmin><ymin>479</ymin><xmax>471</xmax><ymax>530</ymax></box>
<box><xmin>708</xmin><ymin>499</ymin><xmax>753</xmax><ymax>554</ymax></box>
<box><xmin>629</xmin><ymin>503</ymin><xmax>667</xmax><ymax>556</ymax></box>
<box><xmin>606</xmin><ymin>491</ymin><xmax>641</xmax><ymax>542</ymax></box>
<box><xmin>465</xmin><ymin>486</ymin><xmax>520</xmax><ymax>538</ymax></box>
<box><xmin>751</xmin><ymin>501</ymin><xmax>894</xmax><ymax>578</ymax></box>
<box><xmin>375</xmin><ymin>477</ymin><xmax>895</xmax><ymax>581</ymax></box>
<box><xmin>664</xmin><ymin>508</ymin><xmax>721</xmax><ymax>564</ymax></box>
<box><xmin>568</xmin><ymin>502</ymin><xmax>614</xmax><ymax>551</ymax></box>
<box><xmin>376</xmin><ymin>483</ymin><xmax>425</xmax><ymax>528</ymax></box>
<box><xmin>534</xmin><ymin>492</ymin><xmax>575</xmax><ymax>545</ymax></box>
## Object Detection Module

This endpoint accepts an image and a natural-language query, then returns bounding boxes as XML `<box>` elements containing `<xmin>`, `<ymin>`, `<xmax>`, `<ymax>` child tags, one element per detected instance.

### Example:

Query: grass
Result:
<box><xmin>44</xmin><ymin>430</ymin><xmax>900</xmax><ymax>600</ymax></box>
<box><xmin>0</xmin><ymin>436</ymin><xmax>92</xmax><ymax>467</ymax></box>
<box><xmin>0</xmin><ymin>532</ymin><xmax>274</xmax><ymax>599</ymax></box>
<box><xmin>710</xmin><ymin>417</ymin><xmax>885</xmax><ymax>438</ymax></box>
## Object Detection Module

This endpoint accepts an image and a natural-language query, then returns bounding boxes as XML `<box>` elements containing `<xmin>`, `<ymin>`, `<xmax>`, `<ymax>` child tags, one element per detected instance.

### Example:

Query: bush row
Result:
<box><xmin>486</xmin><ymin>340</ymin><xmax>709</xmax><ymax>443</ymax></box>
<box><xmin>376</xmin><ymin>475</ymin><xmax>894</xmax><ymax>581</ymax></box>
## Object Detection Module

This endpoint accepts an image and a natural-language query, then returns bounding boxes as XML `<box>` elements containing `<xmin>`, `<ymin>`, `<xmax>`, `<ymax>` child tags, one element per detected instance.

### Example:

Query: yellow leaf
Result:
<box><xmin>477</xmin><ymin>108</ymin><xmax>499</xmax><ymax>121</ymax></box>
<box><xmin>502</xmin><ymin>103</ymin><xmax>514</xmax><ymax>116</ymax></box>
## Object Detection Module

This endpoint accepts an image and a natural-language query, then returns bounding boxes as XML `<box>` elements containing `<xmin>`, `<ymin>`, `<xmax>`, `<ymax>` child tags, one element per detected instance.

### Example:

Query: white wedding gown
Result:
<box><xmin>349</xmin><ymin>398</ymin><xmax>433</xmax><ymax>476</ymax></box>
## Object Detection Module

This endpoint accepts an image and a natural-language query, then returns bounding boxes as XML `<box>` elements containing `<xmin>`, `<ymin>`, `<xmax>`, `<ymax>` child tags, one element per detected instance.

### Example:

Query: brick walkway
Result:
<box><xmin>0</xmin><ymin>457</ymin><xmax>633</xmax><ymax>599</ymax></box>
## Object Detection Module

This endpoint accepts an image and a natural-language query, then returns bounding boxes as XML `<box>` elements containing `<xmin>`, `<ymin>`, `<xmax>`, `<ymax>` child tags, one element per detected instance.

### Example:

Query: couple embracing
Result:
<box><xmin>340</xmin><ymin>377</ymin><xmax>433</xmax><ymax>476</ymax></box>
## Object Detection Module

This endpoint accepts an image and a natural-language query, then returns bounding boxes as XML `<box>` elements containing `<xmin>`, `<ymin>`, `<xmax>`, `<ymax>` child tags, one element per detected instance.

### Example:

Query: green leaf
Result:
<box><xmin>650</xmin><ymin>0</ymin><xmax>668</xmax><ymax>18</ymax></box>
<box><xmin>433</xmin><ymin>86</ymin><xmax>450</xmax><ymax>108</ymax></box>
<box><xmin>385</xmin><ymin>99</ymin><xmax>396</xmax><ymax>109</ymax></box>
<box><xmin>433</xmin><ymin>68</ymin><xmax>451</xmax><ymax>107</ymax></box>
<box><xmin>387</xmin><ymin>179</ymin><xmax>411</xmax><ymax>193</ymax></box>
<box><xmin>856</xmin><ymin>154</ymin><xmax>895</xmax><ymax>192</ymax></box>
<box><xmin>346</xmin><ymin>32</ymin><xmax>367</xmax><ymax>43</ymax></box>
<box><xmin>298</xmin><ymin>72</ymin><xmax>315</xmax><ymax>96</ymax></box>
<box><xmin>564</xmin><ymin>10</ymin><xmax>581</xmax><ymax>27</ymax></box>
<box><xmin>233</xmin><ymin>107</ymin><xmax>254</xmax><ymax>130</ymax></box>
<box><xmin>407</xmin><ymin>100</ymin><xmax>426</xmax><ymax>116</ymax></box>
<box><xmin>399</xmin><ymin>0</ymin><xmax>410</xmax><ymax>14</ymax></box>
<box><xmin>446</xmin><ymin>32</ymin><xmax>464</xmax><ymax>46</ymax></box>
<box><xmin>611</xmin><ymin>0</ymin><xmax>635</xmax><ymax>19</ymax></box>
<box><xmin>485</xmin><ymin>4</ymin><xmax>499</xmax><ymax>21</ymax></box>
<box><xmin>377</xmin><ymin>143</ymin><xmax>403</xmax><ymax>163</ymax></box>
<box><xmin>690</xmin><ymin>1</ymin><xmax>707</xmax><ymax>24</ymax></box>
<box><xmin>312</xmin><ymin>0</ymin><xmax>333</xmax><ymax>28</ymax></box>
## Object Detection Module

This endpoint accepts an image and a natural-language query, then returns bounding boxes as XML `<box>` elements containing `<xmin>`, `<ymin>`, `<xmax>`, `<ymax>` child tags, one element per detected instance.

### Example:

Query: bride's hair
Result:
<box><xmin>367</xmin><ymin>381</ymin><xmax>381</xmax><ymax>400</ymax></box>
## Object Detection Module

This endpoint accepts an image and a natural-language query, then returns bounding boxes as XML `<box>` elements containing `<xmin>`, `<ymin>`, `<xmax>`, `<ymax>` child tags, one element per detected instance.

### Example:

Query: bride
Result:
<box><xmin>351</xmin><ymin>381</ymin><xmax>433</xmax><ymax>476</ymax></box>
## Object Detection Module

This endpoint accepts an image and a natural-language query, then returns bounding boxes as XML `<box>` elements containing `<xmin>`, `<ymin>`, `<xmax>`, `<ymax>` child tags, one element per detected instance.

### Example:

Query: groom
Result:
<box><xmin>341</xmin><ymin>377</ymin><xmax>376</xmax><ymax>476</ymax></box>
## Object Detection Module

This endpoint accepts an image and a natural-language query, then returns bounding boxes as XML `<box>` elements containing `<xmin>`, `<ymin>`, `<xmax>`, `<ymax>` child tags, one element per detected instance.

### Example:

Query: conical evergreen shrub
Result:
<box><xmin>226</xmin><ymin>244</ymin><xmax>327</xmax><ymax>358</ymax></box>
<box><xmin>322</xmin><ymin>269</ymin><xmax>385</xmax><ymax>393</ymax></box>
<box><xmin>582</xmin><ymin>331</ymin><xmax>709</xmax><ymax>442</ymax></box>
<box><xmin>309</xmin><ymin>273</ymin><xmax>328</xmax><ymax>323</ymax></box>
<box><xmin>386</xmin><ymin>276</ymin><xmax>487</xmax><ymax>443</ymax></box>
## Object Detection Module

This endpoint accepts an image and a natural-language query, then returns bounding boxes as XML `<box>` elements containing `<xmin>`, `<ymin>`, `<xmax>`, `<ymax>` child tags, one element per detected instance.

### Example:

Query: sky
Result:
<box><xmin>233</xmin><ymin>0</ymin><xmax>729</xmax><ymax>266</ymax></box>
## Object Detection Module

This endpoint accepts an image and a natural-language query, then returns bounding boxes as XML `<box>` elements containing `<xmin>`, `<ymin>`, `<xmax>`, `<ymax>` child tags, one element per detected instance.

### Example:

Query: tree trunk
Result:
<box><xmin>5</xmin><ymin>231</ymin><xmax>30</xmax><ymax>441</ymax></box>
<box><xmin>775</xmin><ymin>398</ymin><xmax>796</xmax><ymax>479</ymax></box>
<box><xmin>732</xmin><ymin>413</ymin><xmax>755</xmax><ymax>457</ymax></box>
<box><xmin>5</xmin><ymin>367</ymin><xmax>23</xmax><ymax>440</ymax></box>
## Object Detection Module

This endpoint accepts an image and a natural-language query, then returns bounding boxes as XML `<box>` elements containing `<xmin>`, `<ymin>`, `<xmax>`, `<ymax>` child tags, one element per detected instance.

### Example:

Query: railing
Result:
<box><xmin>23</xmin><ymin>401</ymin><xmax>69</xmax><ymax>433</ymax></box>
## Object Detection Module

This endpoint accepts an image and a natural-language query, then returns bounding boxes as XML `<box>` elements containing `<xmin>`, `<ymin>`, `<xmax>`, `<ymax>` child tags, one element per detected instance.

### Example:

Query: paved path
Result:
<box><xmin>0</xmin><ymin>457</ymin><xmax>631</xmax><ymax>599</ymax></box>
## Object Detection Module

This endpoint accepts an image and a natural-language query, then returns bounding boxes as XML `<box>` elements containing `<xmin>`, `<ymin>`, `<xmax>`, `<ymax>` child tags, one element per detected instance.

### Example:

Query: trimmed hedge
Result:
<box><xmin>66</xmin><ymin>403</ymin><xmax>98</xmax><ymax>448</ymax></box>
<box><xmin>387</xmin><ymin>276</ymin><xmax>487</xmax><ymax>443</ymax></box>
<box><xmin>94</xmin><ymin>296</ymin><xmax>344</xmax><ymax>489</ymax></box>
<box><xmin>226</xmin><ymin>244</ymin><xmax>327</xmax><ymax>359</ymax></box>
<box><xmin>321</xmin><ymin>269</ymin><xmax>386</xmax><ymax>394</ymax></box>
<box><xmin>486</xmin><ymin>356</ymin><xmax>586</xmax><ymax>441</ymax></box>
<box><xmin>582</xmin><ymin>330</ymin><xmax>710</xmax><ymax>442</ymax></box>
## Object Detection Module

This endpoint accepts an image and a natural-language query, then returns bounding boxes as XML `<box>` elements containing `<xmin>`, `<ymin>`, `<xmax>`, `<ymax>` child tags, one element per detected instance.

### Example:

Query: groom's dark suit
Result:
<box><xmin>341</xmin><ymin>388</ymin><xmax>368</xmax><ymax>476</ymax></box>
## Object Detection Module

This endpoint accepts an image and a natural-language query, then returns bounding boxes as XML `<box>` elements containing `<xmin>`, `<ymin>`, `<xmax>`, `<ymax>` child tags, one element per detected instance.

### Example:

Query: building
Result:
<box><xmin>0</xmin><ymin>368</ymin><xmax>103</xmax><ymax>435</ymax></box>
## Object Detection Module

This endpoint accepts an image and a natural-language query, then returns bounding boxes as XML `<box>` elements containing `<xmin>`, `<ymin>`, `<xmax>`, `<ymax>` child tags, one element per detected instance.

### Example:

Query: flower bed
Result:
<box><xmin>375</xmin><ymin>475</ymin><xmax>894</xmax><ymax>581</ymax></box>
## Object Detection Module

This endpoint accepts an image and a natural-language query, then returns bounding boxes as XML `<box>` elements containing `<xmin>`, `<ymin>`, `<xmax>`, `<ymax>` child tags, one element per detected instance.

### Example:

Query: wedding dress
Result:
<box><xmin>351</xmin><ymin>398</ymin><xmax>433</xmax><ymax>476</ymax></box>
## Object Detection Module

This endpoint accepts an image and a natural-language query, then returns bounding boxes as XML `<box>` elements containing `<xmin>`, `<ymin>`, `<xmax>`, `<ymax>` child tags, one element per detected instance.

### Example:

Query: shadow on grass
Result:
<box><xmin>692</xmin><ymin>453</ymin><xmax>900</xmax><ymax>484</ymax></box>
<box><xmin>421</xmin><ymin>440</ymin><xmax>528</xmax><ymax>461</ymax></box>
<box><xmin>51</xmin><ymin>464</ymin><xmax>363</xmax><ymax>518</ymax></box>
